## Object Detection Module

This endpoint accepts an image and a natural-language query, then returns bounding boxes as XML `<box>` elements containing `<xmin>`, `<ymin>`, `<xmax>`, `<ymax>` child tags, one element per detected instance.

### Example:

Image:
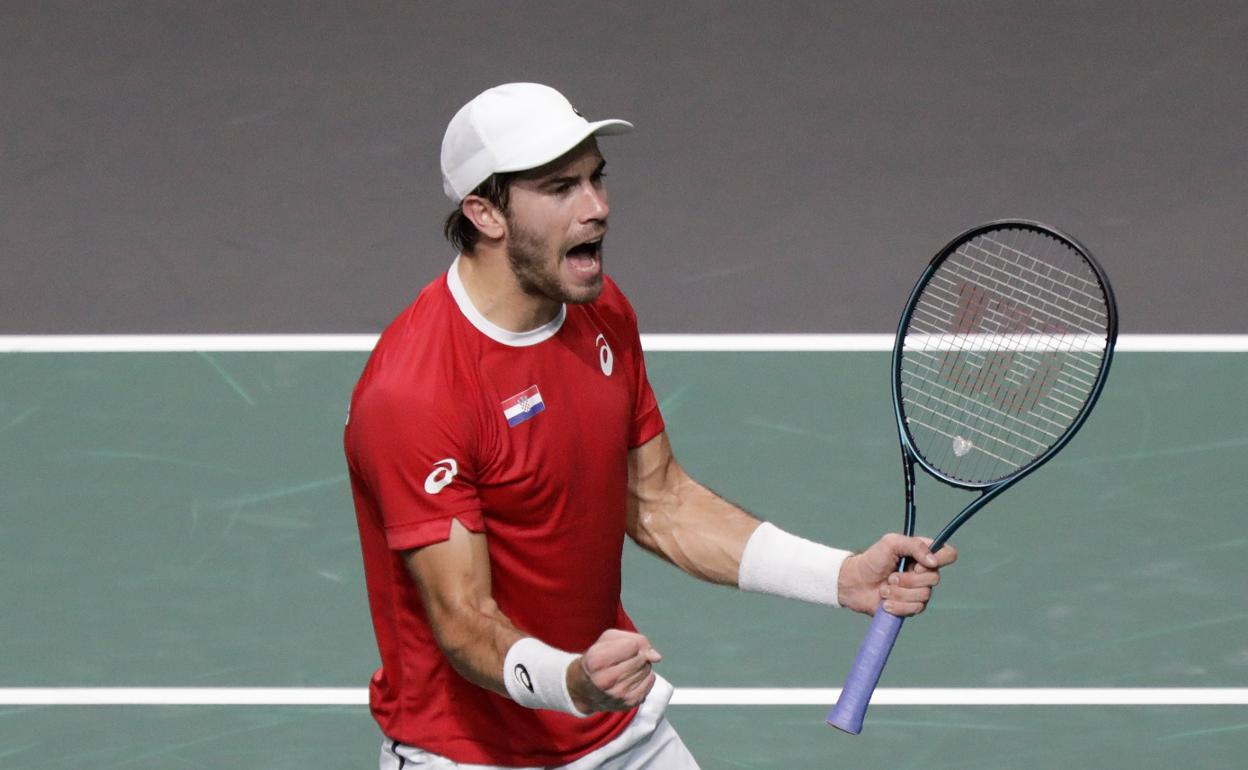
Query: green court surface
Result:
<box><xmin>1</xmin><ymin>350</ymin><xmax>1246</xmax><ymax>768</ymax></box>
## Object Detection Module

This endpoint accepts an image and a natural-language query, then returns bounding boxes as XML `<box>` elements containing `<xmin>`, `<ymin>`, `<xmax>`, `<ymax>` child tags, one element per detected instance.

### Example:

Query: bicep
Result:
<box><xmin>403</xmin><ymin>517</ymin><xmax>494</xmax><ymax>618</ymax></box>
<box><xmin>626</xmin><ymin>431</ymin><xmax>761</xmax><ymax>585</ymax></box>
<box><xmin>626</xmin><ymin>431</ymin><xmax>686</xmax><ymax>547</ymax></box>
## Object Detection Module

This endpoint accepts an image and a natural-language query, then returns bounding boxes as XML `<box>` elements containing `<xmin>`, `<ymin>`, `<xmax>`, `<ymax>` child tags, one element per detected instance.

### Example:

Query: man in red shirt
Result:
<box><xmin>345</xmin><ymin>82</ymin><xmax>957</xmax><ymax>769</ymax></box>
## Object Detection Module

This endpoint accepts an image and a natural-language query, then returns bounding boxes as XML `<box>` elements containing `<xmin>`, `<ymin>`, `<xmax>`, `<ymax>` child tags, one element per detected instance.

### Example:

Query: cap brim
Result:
<box><xmin>495</xmin><ymin>118</ymin><xmax>634</xmax><ymax>175</ymax></box>
<box><xmin>588</xmin><ymin>118</ymin><xmax>633</xmax><ymax>136</ymax></box>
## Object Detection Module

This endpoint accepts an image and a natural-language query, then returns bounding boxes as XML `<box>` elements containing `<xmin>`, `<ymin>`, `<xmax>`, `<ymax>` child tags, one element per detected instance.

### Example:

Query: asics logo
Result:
<box><xmin>513</xmin><ymin>663</ymin><xmax>534</xmax><ymax>693</ymax></box>
<box><xmin>595</xmin><ymin>334</ymin><xmax>614</xmax><ymax>376</ymax></box>
<box><xmin>423</xmin><ymin>458</ymin><xmax>458</xmax><ymax>494</ymax></box>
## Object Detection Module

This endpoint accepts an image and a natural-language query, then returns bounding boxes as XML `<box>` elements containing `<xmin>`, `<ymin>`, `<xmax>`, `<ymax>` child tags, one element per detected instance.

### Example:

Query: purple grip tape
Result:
<box><xmin>826</xmin><ymin>605</ymin><xmax>905</xmax><ymax>734</ymax></box>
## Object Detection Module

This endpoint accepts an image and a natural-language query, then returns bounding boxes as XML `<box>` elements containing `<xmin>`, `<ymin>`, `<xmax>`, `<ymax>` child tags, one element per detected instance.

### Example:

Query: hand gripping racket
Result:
<box><xmin>826</xmin><ymin>220</ymin><xmax>1118</xmax><ymax>734</ymax></box>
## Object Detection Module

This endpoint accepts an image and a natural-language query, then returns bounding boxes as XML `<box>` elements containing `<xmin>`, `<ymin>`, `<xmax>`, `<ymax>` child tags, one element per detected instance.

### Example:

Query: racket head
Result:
<box><xmin>892</xmin><ymin>220</ymin><xmax>1117</xmax><ymax>490</ymax></box>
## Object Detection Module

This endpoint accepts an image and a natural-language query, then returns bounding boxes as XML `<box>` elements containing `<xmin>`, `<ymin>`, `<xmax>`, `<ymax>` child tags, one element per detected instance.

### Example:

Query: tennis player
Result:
<box><xmin>344</xmin><ymin>82</ymin><xmax>957</xmax><ymax>769</ymax></box>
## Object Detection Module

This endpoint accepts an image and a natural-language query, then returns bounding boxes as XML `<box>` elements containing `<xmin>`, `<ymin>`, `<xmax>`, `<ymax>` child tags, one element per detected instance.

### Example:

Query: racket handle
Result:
<box><xmin>826</xmin><ymin>605</ymin><xmax>905</xmax><ymax>734</ymax></box>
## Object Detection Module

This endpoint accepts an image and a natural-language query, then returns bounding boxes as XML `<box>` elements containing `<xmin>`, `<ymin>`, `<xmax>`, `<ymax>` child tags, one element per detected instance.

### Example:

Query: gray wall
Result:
<box><xmin>3</xmin><ymin>1</ymin><xmax>1245</xmax><ymax>333</ymax></box>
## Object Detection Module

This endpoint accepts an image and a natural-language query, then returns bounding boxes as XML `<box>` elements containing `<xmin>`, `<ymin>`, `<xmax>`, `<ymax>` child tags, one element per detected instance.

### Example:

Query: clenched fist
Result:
<box><xmin>567</xmin><ymin>629</ymin><xmax>662</xmax><ymax>714</ymax></box>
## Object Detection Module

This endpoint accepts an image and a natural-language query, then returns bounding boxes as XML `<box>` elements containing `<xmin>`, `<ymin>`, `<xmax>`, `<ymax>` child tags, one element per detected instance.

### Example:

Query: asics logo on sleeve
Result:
<box><xmin>423</xmin><ymin>458</ymin><xmax>458</xmax><ymax>494</ymax></box>
<box><xmin>595</xmin><ymin>334</ymin><xmax>614</xmax><ymax>376</ymax></box>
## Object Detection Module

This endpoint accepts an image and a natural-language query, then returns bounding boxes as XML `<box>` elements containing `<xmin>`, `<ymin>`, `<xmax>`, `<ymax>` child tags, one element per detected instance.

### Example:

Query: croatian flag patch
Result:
<box><xmin>501</xmin><ymin>385</ymin><xmax>545</xmax><ymax>427</ymax></box>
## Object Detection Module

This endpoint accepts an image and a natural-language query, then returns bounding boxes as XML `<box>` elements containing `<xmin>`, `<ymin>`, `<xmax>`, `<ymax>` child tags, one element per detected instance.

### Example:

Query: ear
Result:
<box><xmin>461</xmin><ymin>196</ymin><xmax>507</xmax><ymax>241</ymax></box>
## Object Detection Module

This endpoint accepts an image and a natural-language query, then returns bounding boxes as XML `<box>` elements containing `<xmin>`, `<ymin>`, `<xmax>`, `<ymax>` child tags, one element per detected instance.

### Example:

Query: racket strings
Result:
<box><xmin>944</xmin><ymin>243</ymin><xmax>1108</xmax><ymax>336</ymax></box>
<box><xmin>906</xmin><ymin>306</ymin><xmax>1104</xmax><ymax>392</ymax></box>
<box><xmin>974</xmin><ymin>237</ymin><xmax>1106</xmax><ymax>306</ymax></box>
<box><xmin>907</xmin><ymin>302</ymin><xmax>1103</xmax><ymax>404</ymax></box>
<box><xmin>899</xmin><ymin>226</ymin><xmax>1111</xmax><ymax>484</ymax></box>
<box><xmin>927</xmin><ymin>229</ymin><xmax>1098</xmax><ymax>480</ymax></box>
<box><xmin>901</xmin><ymin>356</ymin><xmax>1068</xmax><ymax>437</ymax></box>
<box><xmin>959</xmin><ymin>240</ymin><xmax>1109</xmax><ymax>333</ymax></box>
<box><xmin>912</xmin><ymin>229</ymin><xmax>1105</xmax><ymax>480</ymax></box>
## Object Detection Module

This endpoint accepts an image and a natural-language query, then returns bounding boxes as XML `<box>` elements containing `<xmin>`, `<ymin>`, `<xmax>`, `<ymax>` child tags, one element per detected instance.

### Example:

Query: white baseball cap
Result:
<box><xmin>440</xmin><ymin>82</ymin><xmax>633</xmax><ymax>202</ymax></box>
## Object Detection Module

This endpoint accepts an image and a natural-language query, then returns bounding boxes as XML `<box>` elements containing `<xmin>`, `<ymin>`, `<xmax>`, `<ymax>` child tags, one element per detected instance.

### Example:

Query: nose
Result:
<box><xmin>578</xmin><ymin>181</ymin><xmax>609</xmax><ymax>224</ymax></box>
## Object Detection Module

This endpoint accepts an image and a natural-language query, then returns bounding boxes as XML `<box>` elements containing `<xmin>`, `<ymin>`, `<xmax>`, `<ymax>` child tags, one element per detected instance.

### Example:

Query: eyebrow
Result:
<box><xmin>540</xmin><ymin>159</ymin><xmax>607</xmax><ymax>191</ymax></box>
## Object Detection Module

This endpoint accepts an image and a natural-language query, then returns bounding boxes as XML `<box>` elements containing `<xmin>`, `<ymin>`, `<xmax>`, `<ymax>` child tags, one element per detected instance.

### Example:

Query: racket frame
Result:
<box><xmin>827</xmin><ymin>219</ymin><xmax>1118</xmax><ymax>734</ymax></box>
<box><xmin>894</xmin><ymin>219</ymin><xmax>1118</xmax><ymax>548</ymax></box>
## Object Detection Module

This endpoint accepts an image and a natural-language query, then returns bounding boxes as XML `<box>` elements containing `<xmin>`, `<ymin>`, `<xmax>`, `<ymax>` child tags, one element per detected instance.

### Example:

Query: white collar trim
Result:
<box><xmin>446</xmin><ymin>255</ymin><xmax>566</xmax><ymax>347</ymax></box>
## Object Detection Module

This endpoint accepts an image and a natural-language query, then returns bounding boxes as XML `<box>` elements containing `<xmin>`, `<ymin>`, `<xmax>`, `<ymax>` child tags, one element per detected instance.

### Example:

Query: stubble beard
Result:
<box><xmin>506</xmin><ymin>219</ymin><xmax>604</xmax><ymax>305</ymax></box>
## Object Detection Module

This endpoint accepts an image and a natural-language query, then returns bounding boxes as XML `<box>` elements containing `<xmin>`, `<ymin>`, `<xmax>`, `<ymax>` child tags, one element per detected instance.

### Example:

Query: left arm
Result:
<box><xmin>626</xmin><ymin>431</ymin><xmax>957</xmax><ymax>615</ymax></box>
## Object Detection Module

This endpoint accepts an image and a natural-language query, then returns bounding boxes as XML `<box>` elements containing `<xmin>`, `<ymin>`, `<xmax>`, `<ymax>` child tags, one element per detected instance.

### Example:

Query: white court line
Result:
<box><xmin>0</xmin><ymin>334</ymin><xmax>381</xmax><ymax>353</ymax></box>
<box><xmin>0</xmin><ymin>334</ymin><xmax>1246</xmax><ymax>353</ymax></box>
<box><xmin>674</xmin><ymin>688</ymin><xmax>1248</xmax><ymax>706</ymax></box>
<box><xmin>3</xmin><ymin>688</ymin><xmax>1248</xmax><ymax>706</ymax></box>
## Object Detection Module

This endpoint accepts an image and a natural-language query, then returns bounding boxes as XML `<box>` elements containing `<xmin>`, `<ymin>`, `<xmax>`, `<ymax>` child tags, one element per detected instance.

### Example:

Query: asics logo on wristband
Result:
<box><xmin>513</xmin><ymin>664</ymin><xmax>534</xmax><ymax>693</ymax></box>
<box><xmin>423</xmin><ymin>459</ymin><xmax>458</xmax><ymax>494</ymax></box>
<box><xmin>595</xmin><ymin>334</ymin><xmax>614</xmax><ymax>376</ymax></box>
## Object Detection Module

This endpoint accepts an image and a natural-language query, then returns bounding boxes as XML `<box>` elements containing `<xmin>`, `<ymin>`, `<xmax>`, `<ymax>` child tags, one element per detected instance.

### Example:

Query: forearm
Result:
<box><xmin>422</xmin><ymin>591</ymin><xmax>525</xmax><ymax>697</ymax></box>
<box><xmin>403</xmin><ymin>520</ymin><xmax>571</xmax><ymax>705</ymax></box>
<box><xmin>627</xmin><ymin>435</ymin><xmax>954</xmax><ymax>616</ymax></box>
<box><xmin>406</xmin><ymin>521</ymin><xmax>638</xmax><ymax>717</ymax></box>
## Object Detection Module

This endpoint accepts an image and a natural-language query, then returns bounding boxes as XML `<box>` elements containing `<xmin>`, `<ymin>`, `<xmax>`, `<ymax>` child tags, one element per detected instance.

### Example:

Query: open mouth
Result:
<box><xmin>564</xmin><ymin>237</ymin><xmax>603</xmax><ymax>274</ymax></box>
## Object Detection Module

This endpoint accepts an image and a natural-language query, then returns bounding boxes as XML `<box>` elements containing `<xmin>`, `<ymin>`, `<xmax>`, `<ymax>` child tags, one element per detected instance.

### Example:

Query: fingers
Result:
<box><xmin>879</xmin><ymin>534</ymin><xmax>958</xmax><ymax>571</ymax></box>
<box><xmin>584</xmin><ymin>629</ymin><xmax>656</xmax><ymax>669</ymax></box>
<box><xmin>882</xmin><ymin>598</ymin><xmax>929</xmax><ymax>617</ymax></box>
<box><xmin>611</xmin><ymin>662</ymin><xmax>657</xmax><ymax>703</ymax></box>
<box><xmin>924</xmin><ymin>540</ymin><xmax>958</xmax><ymax>568</ymax></box>
<box><xmin>883</xmin><ymin>566</ymin><xmax>931</xmax><ymax>592</ymax></box>
<box><xmin>577</xmin><ymin>630</ymin><xmax>662</xmax><ymax>711</ymax></box>
<box><xmin>587</xmin><ymin>660</ymin><xmax>655</xmax><ymax>710</ymax></box>
<box><xmin>880</xmin><ymin>572</ymin><xmax>936</xmax><ymax>616</ymax></box>
<box><xmin>894</xmin><ymin>535</ymin><xmax>941</xmax><ymax>569</ymax></box>
<box><xmin>875</xmin><ymin>536</ymin><xmax>959</xmax><ymax>617</ymax></box>
<box><xmin>593</xmin><ymin>646</ymin><xmax>656</xmax><ymax>691</ymax></box>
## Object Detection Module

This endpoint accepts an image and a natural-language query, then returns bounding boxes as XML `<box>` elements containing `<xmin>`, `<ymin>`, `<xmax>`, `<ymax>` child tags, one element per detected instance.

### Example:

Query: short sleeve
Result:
<box><xmin>629</xmin><ymin>349</ymin><xmax>665</xmax><ymax>448</ymax></box>
<box><xmin>346</xmin><ymin>383</ymin><xmax>485</xmax><ymax>550</ymax></box>
<box><xmin>616</xmin><ymin>289</ymin><xmax>665</xmax><ymax>448</ymax></box>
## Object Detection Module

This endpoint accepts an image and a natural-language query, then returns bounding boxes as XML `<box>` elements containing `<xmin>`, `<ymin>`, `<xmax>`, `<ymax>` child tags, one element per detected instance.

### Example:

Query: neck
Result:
<box><xmin>455</xmin><ymin>246</ymin><xmax>562</xmax><ymax>333</ymax></box>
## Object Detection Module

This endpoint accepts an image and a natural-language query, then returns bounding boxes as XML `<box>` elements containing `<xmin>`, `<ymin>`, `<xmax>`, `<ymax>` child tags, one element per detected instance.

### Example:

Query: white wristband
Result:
<box><xmin>503</xmin><ymin>637</ymin><xmax>588</xmax><ymax>718</ymax></box>
<box><xmin>738</xmin><ymin>521</ymin><xmax>853</xmax><ymax>608</ymax></box>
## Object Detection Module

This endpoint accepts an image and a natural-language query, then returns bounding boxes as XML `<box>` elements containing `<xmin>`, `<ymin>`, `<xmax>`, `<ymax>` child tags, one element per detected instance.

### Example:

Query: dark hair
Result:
<box><xmin>443</xmin><ymin>172</ymin><xmax>516</xmax><ymax>254</ymax></box>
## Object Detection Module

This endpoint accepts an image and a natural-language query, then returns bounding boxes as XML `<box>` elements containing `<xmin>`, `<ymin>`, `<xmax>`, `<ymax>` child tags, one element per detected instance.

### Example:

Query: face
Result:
<box><xmin>502</xmin><ymin>139</ymin><xmax>610</xmax><ymax>305</ymax></box>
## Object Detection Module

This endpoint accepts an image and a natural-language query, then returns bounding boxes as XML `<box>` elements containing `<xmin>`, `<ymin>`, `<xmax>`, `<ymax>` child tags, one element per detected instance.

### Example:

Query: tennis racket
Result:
<box><xmin>826</xmin><ymin>219</ymin><xmax>1118</xmax><ymax>734</ymax></box>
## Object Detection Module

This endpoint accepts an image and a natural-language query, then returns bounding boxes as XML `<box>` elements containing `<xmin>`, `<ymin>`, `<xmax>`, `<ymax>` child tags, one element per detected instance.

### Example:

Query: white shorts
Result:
<box><xmin>378</xmin><ymin>676</ymin><xmax>700</xmax><ymax>770</ymax></box>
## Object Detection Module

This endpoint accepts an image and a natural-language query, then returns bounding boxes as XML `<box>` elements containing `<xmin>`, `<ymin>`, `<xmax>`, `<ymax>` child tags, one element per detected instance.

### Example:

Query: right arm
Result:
<box><xmin>351</xmin><ymin>380</ymin><xmax>661</xmax><ymax>713</ymax></box>
<box><xmin>402</xmin><ymin>517</ymin><xmax>524</xmax><ymax>697</ymax></box>
<box><xmin>403</xmin><ymin>518</ymin><xmax>662</xmax><ymax>713</ymax></box>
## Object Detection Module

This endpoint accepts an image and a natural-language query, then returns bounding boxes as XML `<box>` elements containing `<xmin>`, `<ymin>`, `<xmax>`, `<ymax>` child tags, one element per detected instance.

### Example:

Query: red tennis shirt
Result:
<box><xmin>344</xmin><ymin>258</ymin><xmax>666</xmax><ymax>766</ymax></box>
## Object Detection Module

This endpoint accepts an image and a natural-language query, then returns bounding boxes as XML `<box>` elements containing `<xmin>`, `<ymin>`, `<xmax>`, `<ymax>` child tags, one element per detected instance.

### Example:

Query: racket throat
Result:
<box><xmin>930</xmin><ymin>485</ymin><xmax>1006</xmax><ymax>551</ymax></box>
